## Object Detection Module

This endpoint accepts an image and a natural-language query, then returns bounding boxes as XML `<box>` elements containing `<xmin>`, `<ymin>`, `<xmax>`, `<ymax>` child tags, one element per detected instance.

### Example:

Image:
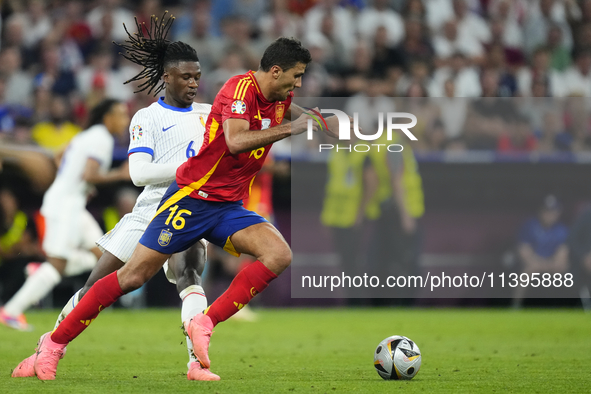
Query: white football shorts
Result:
<box><xmin>97</xmin><ymin>206</ymin><xmax>207</xmax><ymax>285</ymax></box>
<box><xmin>41</xmin><ymin>208</ymin><xmax>103</xmax><ymax>269</ymax></box>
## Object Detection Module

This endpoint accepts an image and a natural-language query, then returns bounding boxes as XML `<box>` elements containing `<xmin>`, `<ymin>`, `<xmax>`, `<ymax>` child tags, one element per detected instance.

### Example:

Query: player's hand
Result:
<box><xmin>291</xmin><ymin>110</ymin><xmax>319</xmax><ymax>136</ymax></box>
<box><xmin>323</xmin><ymin>115</ymin><xmax>356</xmax><ymax>139</ymax></box>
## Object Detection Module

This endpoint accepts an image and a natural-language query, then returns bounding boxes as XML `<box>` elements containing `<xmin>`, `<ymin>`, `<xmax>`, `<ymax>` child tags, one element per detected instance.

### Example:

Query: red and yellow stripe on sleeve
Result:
<box><xmin>233</xmin><ymin>76</ymin><xmax>253</xmax><ymax>101</ymax></box>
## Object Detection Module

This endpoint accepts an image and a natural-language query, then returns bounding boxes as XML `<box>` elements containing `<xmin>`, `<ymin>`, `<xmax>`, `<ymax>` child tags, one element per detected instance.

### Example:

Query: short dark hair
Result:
<box><xmin>87</xmin><ymin>99</ymin><xmax>121</xmax><ymax>128</ymax></box>
<box><xmin>259</xmin><ymin>37</ymin><xmax>312</xmax><ymax>72</ymax></box>
<box><xmin>115</xmin><ymin>12</ymin><xmax>199</xmax><ymax>96</ymax></box>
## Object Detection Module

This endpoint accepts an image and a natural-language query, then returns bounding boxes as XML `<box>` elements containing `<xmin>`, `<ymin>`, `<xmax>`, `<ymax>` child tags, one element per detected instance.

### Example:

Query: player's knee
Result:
<box><xmin>272</xmin><ymin>245</ymin><xmax>292</xmax><ymax>271</ymax></box>
<box><xmin>118</xmin><ymin>270</ymin><xmax>148</xmax><ymax>293</ymax></box>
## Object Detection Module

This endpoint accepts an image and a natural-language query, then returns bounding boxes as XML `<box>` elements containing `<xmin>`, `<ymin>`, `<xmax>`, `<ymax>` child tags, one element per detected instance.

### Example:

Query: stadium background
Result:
<box><xmin>2</xmin><ymin>0</ymin><xmax>591</xmax><ymax>309</ymax></box>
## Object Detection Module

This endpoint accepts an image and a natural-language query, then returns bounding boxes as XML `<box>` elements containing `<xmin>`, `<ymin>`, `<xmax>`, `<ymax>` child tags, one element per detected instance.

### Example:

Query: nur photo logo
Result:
<box><xmin>304</xmin><ymin>108</ymin><xmax>418</xmax><ymax>152</ymax></box>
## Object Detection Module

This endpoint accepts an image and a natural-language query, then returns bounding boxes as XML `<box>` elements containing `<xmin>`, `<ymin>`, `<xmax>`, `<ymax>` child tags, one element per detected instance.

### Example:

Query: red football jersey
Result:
<box><xmin>176</xmin><ymin>71</ymin><xmax>292</xmax><ymax>202</ymax></box>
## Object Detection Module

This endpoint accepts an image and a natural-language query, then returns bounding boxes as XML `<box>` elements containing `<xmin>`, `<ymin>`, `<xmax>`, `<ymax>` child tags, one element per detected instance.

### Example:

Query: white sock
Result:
<box><xmin>4</xmin><ymin>262</ymin><xmax>62</xmax><ymax>316</ymax></box>
<box><xmin>179</xmin><ymin>285</ymin><xmax>207</xmax><ymax>368</ymax></box>
<box><xmin>54</xmin><ymin>288</ymin><xmax>83</xmax><ymax>329</ymax></box>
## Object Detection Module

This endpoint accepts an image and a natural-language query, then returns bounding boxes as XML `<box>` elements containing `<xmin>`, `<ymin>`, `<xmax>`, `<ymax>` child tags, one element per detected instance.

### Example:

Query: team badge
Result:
<box><xmin>131</xmin><ymin>125</ymin><xmax>143</xmax><ymax>141</ymax></box>
<box><xmin>261</xmin><ymin>118</ymin><xmax>271</xmax><ymax>130</ymax></box>
<box><xmin>158</xmin><ymin>229</ymin><xmax>173</xmax><ymax>247</ymax></box>
<box><xmin>275</xmin><ymin>103</ymin><xmax>285</xmax><ymax>123</ymax></box>
<box><xmin>250</xmin><ymin>287</ymin><xmax>258</xmax><ymax>297</ymax></box>
<box><xmin>231</xmin><ymin>100</ymin><xmax>246</xmax><ymax>114</ymax></box>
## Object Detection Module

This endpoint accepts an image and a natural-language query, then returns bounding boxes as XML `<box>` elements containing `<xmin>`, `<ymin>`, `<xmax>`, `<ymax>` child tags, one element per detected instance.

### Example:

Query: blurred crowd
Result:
<box><xmin>2</xmin><ymin>0</ymin><xmax>591</xmax><ymax>154</ymax></box>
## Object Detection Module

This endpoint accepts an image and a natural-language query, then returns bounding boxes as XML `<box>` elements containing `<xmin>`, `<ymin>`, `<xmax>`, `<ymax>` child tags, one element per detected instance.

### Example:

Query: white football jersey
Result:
<box><xmin>127</xmin><ymin>98</ymin><xmax>211</xmax><ymax>210</ymax></box>
<box><xmin>41</xmin><ymin>124</ymin><xmax>114</xmax><ymax>213</ymax></box>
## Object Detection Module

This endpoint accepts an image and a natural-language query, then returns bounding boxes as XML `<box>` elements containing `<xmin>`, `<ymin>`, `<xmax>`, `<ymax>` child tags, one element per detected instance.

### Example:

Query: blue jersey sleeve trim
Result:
<box><xmin>128</xmin><ymin>147</ymin><xmax>154</xmax><ymax>156</ymax></box>
<box><xmin>157</xmin><ymin>97</ymin><xmax>193</xmax><ymax>112</ymax></box>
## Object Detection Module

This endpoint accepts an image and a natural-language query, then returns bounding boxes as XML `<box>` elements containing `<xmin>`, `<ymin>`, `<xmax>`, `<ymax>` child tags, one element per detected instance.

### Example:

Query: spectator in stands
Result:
<box><xmin>395</xmin><ymin>17</ymin><xmax>434</xmax><ymax>67</ymax></box>
<box><xmin>76</xmin><ymin>45</ymin><xmax>135</xmax><ymax>105</ymax></box>
<box><xmin>453</xmin><ymin>0</ymin><xmax>491</xmax><ymax>45</ymax></box>
<box><xmin>335</xmin><ymin>39</ymin><xmax>374</xmax><ymax>96</ymax></box>
<box><xmin>21</xmin><ymin>0</ymin><xmax>53</xmax><ymax>50</ymax></box>
<box><xmin>315</xmin><ymin>11</ymin><xmax>350</xmax><ymax>69</ymax></box>
<box><xmin>517</xmin><ymin>46</ymin><xmax>563</xmax><ymax>97</ymax></box>
<box><xmin>420</xmin><ymin>118</ymin><xmax>448</xmax><ymax>152</ymax></box>
<box><xmin>425</xmin><ymin>0</ymin><xmax>455</xmax><ymax>32</ymax></box>
<box><xmin>259</xmin><ymin>0</ymin><xmax>302</xmax><ymax>45</ymax></box>
<box><xmin>59</xmin><ymin>0</ymin><xmax>95</xmax><ymax>60</ymax></box>
<box><xmin>563</xmin><ymin>96</ymin><xmax>591</xmax><ymax>151</ymax></box>
<box><xmin>371</xmin><ymin>25</ymin><xmax>406</xmax><ymax>80</ymax></box>
<box><xmin>33</xmin><ymin>43</ymin><xmax>77</xmax><ymax>98</ymax></box>
<box><xmin>513</xmin><ymin>194</ymin><xmax>569</xmax><ymax>307</ymax></box>
<box><xmin>402</xmin><ymin>0</ymin><xmax>427</xmax><ymax>21</ymax></box>
<box><xmin>357</xmin><ymin>0</ymin><xmax>405</xmax><ymax>48</ymax></box>
<box><xmin>433</xmin><ymin>19</ymin><xmax>484</xmax><ymax>67</ymax></box>
<box><xmin>216</xmin><ymin>15</ymin><xmax>264</xmax><ymax>71</ymax></box>
<box><xmin>344</xmin><ymin>76</ymin><xmax>393</xmax><ymax>136</ymax></box>
<box><xmin>547</xmin><ymin>24</ymin><xmax>572</xmax><ymax>72</ymax></box>
<box><xmin>558</xmin><ymin>48</ymin><xmax>591</xmax><ymax>97</ymax></box>
<box><xmin>208</xmin><ymin>50</ymin><xmax>248</xmax><ymax>98</ymax></box>
<box><xmin>31</xmin><ymin>95</ymin><xmax>81</xmax><ymax>153</ymax></box>
<box><xmin>485</xmin><ymin>43</ymin><xmax>517</xmax><ymax>97</ymax></box>
<box><xmin>0</xmin><ymin>73</ymin><xmax>34</xmax><ymax>138</ymax></box>
<box><xmin>497</xmin><ymin>114</ymin><xmax>537</xmax><ymax>153</ymax></box>
<box><xmin>86</xmin><ymin>0</ymin><xmax>135</xmax><ymax>43</ymax></box>
<box><xmin>463</xmin><ymin>90</ymin><xmax>518</xmax><ymax>149</ymax></box>
<box><xmin>430</xmin><ymin>52</ymin><xmax>481</xmax><ymax>97</ymax></box>
<box><xmin>173</xmin><ymin>1</ymin><xmax>221</xmax><ymax>76</ymax></box>
<box><xmin>480</xmin><ymin>67</ymin><xmax>504</xmax><ymax>97</ymax></box>
<box><xmin>488</xmin><ymin>0</ymin><xmax>525</xmax><ymax>50</ymax></box>
<box><xmin>2</xmin><ymin>13</ymin><xmax>36</xmax><ymax>69</ymax></box>
<box><xmin>0</xmin><ymin>47</ymin><xmax>34</xmax><ymax>106</ymax></box>
<box><xmin>534</xmin><ymin>109</ymin><xmax>570</xmax><ymax>152</ymax></box>
<box><xmin>486</xmin><ymin>17</ymin><xmax>525</xmax><ymax>68</ymax></box>
<box><xmin>438</xmin><ymin>78</ymin><xmax>468</xmax><ymax>140</ymax></box>
<box><xmin>304</xmin><ymin>0</ymin><xmax>355</xmax><ymax>61</ymax></box>
<box><xmin>298</xmin><ymin>34</ymin><xmax>332</xmax><ymax>96</ymax></box>
<box><xmin>524</xmin><ymin>0</ymin><xmax>576</xmax><ymax>56</ymax></box>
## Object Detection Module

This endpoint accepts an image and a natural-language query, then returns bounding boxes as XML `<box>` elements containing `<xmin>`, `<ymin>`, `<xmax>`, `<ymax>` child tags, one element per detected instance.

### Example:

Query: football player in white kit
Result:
<box><xmin>0</xmin><ymin>99</ymin><xmax>130</xmax><ymax>328</ymax></box>
<box><xmin>11</xmin><ymin>14</ymin><xmax>218</xmax><ymax>381</ymax></box>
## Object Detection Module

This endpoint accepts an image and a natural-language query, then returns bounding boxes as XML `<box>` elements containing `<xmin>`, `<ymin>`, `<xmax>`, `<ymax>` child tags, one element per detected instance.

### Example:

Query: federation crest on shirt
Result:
<box><xmin>158</xmin><ymin>229</ymin><xmax>172</xmax><ymax>247</ymax></box>
<box><xmin>231</xmin><ymin>100</ymin><xmax>246</xmax><ymax>114</ymax></box>
<box><xmin>275</xmin><ymin>104</ymin><xmax>285</xmax><ymax>123</ymax></box>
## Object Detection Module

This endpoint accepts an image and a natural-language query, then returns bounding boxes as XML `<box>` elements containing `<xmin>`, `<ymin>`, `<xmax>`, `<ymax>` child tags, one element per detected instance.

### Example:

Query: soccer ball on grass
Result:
<box><xmin>374</xmin><ymin>335</ymin><xmax>421</xmax><ymax>380</ymax></box>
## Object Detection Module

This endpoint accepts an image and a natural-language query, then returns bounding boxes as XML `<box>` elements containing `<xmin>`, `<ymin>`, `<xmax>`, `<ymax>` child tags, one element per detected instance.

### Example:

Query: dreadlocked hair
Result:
<box><xmin>114</xmin><ymin>11</ymin><xmax>199</xmax><ymax>96</ymax></box>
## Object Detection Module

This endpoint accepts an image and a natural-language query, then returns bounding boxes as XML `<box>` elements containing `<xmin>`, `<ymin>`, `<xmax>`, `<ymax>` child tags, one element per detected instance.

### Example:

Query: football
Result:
<box><xmin>374</xmin><ymin>335</ymin><xmax>421</xmax><ymax>380</ymax></box>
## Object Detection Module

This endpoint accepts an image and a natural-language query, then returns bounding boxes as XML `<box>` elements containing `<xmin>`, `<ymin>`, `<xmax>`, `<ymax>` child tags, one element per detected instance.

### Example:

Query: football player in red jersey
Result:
<box><xmin>33</xmin><ymin>38</ymin><xmax>338</xmax><ymax>380</ymax></box>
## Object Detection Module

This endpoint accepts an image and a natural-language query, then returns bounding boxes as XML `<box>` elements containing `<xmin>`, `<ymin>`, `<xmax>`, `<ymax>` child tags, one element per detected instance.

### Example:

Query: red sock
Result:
<box><xmin>51</xmin><ymin>272</ymin><xmax>124</xmax><ymax>344</ymax></box>
<box><xmin>205</xmin><ymin>261</ymin><xmax>277</xmax><ymax>326</ymax></box>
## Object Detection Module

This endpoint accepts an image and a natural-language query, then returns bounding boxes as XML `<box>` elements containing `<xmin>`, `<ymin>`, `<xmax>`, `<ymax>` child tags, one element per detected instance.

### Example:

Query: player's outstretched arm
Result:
<box><xmin>128</xmin><ymin>152</ymin><xmax>184</xmax><ymax>187</ymax></box>
<box><xmin>224</xmin><ymin>115</ymin><xmax>318</xmax><ymax>155</ymax></box>
<box><xmin>82</xmin><ymin>158</ymin><xmax>131</xmax><ymax>184</ymax></box>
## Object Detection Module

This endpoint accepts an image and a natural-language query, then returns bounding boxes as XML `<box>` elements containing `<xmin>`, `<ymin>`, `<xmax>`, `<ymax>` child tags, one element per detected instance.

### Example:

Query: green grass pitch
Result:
<box><xmin>1</xmin><ymin>308</ymin><xmax>590</xmax><ymax>393</ymax></box>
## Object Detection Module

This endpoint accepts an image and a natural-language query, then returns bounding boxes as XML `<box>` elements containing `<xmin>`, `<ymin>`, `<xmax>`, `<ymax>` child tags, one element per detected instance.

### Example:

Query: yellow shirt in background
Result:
<box><xmin>31</xmin><ymin>121</ymin><xmax>81</xmax><ymax>152</ymax></box>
